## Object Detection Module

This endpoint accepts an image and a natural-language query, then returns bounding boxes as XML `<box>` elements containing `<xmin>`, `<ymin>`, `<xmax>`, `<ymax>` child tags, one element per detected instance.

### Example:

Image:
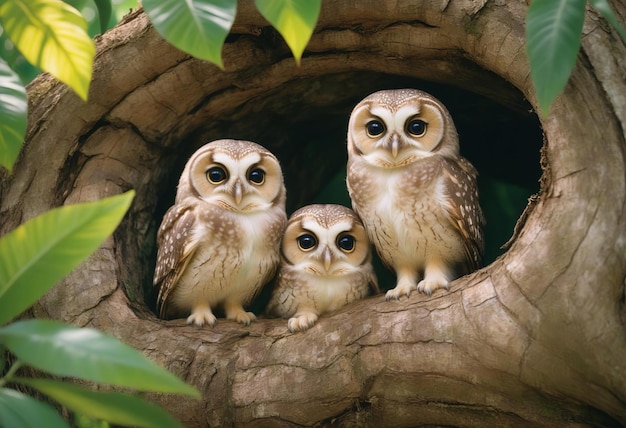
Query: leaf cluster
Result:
<box><xmin>0</xmin><ymin>191</ymin><xmax>200</xmax><ymax>427</ymax></box>
<box><xmin>526</xmin><ymin>0</ymin><xmax>626</xmax><ymax>116</ymax></box>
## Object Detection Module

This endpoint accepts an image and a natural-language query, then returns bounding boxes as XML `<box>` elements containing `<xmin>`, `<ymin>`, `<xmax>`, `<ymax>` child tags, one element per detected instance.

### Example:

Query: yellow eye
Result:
<box><xmin>337</xmin><ymin>234</ymin><xmax>356</xmax><ymax>253</ymax></box>
<box><xmin>248</xmin><ymin>168</ymin><xmax>265</xmax><ymax>185</ymax></box>
<box><xmin>406</xmin><ymin>118</ymin><xmax>427</xmax><ymax>137</ymax></box>
<box><xmin>297</xmin><ymin>234</ymin><xmax>317</xmax><ymax>251</ymax></box>
<box><xmin>366</xmin><ymin>120</ymin><xmax>385</xmax><ymax>137</ymax></box>
<box><xmin>207</xmin><ymin>166</ymin><xmax>227</xmax><ymax>184</ymax></box>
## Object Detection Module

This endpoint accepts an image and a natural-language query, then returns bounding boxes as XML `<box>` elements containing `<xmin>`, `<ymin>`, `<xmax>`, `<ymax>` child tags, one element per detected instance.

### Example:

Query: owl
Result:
<box><xmin>267</xmin><ymin>204</ymin><xmax>379</xmax><ymax>332</ymax></box>
<box><xmin>153</xmin><ymin>139</ymin><xmax>287</xmax><ymax>327</ymax></box>
<box><xmin>346</xmin><ymin>89</ymin><xmax>485</xmax><ymax>299</ymax></box>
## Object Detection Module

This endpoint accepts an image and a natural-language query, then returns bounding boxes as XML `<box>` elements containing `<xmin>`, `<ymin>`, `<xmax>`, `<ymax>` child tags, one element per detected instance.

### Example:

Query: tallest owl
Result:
<box><xmin>346</xmin><ymin>89</ymin><xmax>485</xmax><ymax>299</ymax></box>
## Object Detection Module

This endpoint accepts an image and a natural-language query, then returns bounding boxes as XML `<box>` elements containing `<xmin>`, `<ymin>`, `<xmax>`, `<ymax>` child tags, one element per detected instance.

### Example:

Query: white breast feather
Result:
<box><xmin>367</xmin><ymin>169</ymin><xmax>464</xmax><ymax>271</ymax></box>
<box><xmin>171</xmin><ymin>208</ymin><xmax>280</xmax><ymax>309</ymax></box>
<box><xmin>296</xmin><ymin>271</ymin><xmax>359</xmax><ymax>313</ymax></box>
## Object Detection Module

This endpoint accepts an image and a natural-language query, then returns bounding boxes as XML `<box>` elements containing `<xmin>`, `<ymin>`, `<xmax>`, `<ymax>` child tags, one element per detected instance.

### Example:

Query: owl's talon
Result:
<box><xmin>417</xmin><ymin>278</ymin><xmax>449</xmax><ymax>296</ymax></box>
<box><xmin>186</xmin><ymin>310</ymin><xmax>217</xmax><ymax>327</ymax></box>
<box><xmin>385</xmin><ymin>283</ymin><xmax>416</xmax><ymax>301</ymax></box>
<box><xmin>386</xmin><ymin>291</ymin><xmax>394</xmax><ymax>300</ymax></box>
<box><xmin>288</xmin><ymin>312</ymin><xmax>319</xmax><ymax>333</ymax></box>
<box><xmin>228</xmin><ymin>310</ymin><xmax>257</xmax><ymax>326</ymax></box>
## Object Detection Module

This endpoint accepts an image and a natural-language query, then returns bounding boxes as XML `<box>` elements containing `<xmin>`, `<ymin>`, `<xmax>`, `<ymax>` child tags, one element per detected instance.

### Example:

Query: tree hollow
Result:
<box><xmin>1</xmin><ymin>1</ymin><xmax>625</xmax><ymax>426</ymax></box>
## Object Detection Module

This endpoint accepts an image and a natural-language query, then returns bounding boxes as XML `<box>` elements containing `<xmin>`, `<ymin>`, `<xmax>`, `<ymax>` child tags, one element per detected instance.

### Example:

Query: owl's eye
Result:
<box><xmin>207</xmin><ymin>166</ymin><xmax>228</xmax><ymax>184</ymax></box>
<box><xmin>297</xmin><ymin>234</ymin><xmax>317</xmax><ymax>251</ymax></box>
<box><xmin>337</xmin><ymin>234</ymin><xmax>356</xmax><ymax>253</ymax></box>
<box><xmin>248</xmin><ymin>168</ymin><xmax>265</xmax><ymax>185</ymax></box>
<box><xmin>406</xmin><ymin>119</ymin><xmax>427</xmax><ymax>136</ymax></box>
<box><xmin>366</xmin><ymin>120</ymin><xmax>385</xmax><ymax>137</ymax></box>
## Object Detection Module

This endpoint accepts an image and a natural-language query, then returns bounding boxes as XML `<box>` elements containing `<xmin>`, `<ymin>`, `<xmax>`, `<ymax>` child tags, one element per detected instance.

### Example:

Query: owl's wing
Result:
<box><xmin>347</xmin><ymin>199</ymin><xmax>390</xmax><ymax>287</ymax></box>
<box><xmin>265</xmin><ymin>266</ymin><xmax>296</xmax><ymax>318</ymax></box>
<box><xmin>366</xmin><ymin>264</ymin><xmax>381</xmax><ymax>295</ymax></box>
<box><xmin>352</xmin><ymin>203</ymin><xmax>396</xmax><ymax>277</ymax></box>
<box><xmin>441</xmin><ymin>157</ymin><xmax>486</xmax><ymax>273</ymax></box>
<box><xmin>153</xmin><ymin>204</ymin><xmax>199</xmax><ymax>318</ymax></box>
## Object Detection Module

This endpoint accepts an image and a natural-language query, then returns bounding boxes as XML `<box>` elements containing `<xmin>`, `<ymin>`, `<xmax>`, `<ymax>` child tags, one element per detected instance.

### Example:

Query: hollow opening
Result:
<box><xmin>117</xmin><ymin>70</ymin><xmax>543</xmax><ymax>317</ymax></box>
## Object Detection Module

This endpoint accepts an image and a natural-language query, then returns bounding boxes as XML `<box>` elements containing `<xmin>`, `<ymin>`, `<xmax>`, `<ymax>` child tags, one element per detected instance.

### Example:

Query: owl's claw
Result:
<box><xmin>226</xmin><ymin>308</ymin><xmax>257</xmax><ymax>326</ymax></box>
<box><xmin>224</xmin><ymin>300</ymin><xmax>257</xmax><ymax>326</ymax></box>
<box><xmin>237</xmin><ymin>311</ymin><xmax>257</xmax><ymax>326</ymax></box>
<box><xmin>288</xmin><ymin>312</ymin><xmax>319</xmax><ymax>333</ymax></box>
<box><xmin>385</xmin><ymin>283</ymin><xmax>416</xmax><ymax>301</ymax></box>
<box><xmin>417</xmin><ymin>278</ymin><xmax>450</xmax><ymax>296</ymax></box>
<box><xmin>187</xmin><ymin>309</ymin><xmax>217</xmax><ymax>327</ymax></box>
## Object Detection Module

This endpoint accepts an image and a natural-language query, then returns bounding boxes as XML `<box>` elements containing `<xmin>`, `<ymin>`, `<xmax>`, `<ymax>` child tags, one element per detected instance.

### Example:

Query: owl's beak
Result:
<box><xmin>233</xmin><ymin>179</ymin><xmax>244</xmax><ymax>205</ymax></box>
<box><xmin>322</xmin><ymin>246</ymin><xmax>332</xmax><ymax>272</ymax></box>
<box><xmin>385</xmin><ymin>133</ymin><xmax>400</xmax><ymax>159</ymax></box>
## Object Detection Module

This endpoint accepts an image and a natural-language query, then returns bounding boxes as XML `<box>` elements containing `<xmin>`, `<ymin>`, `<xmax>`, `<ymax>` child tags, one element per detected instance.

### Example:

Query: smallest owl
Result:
<box><xmin>346</xmin><ymin>89</ymin><xmax>485</xmax><ymax>299</ymax></box>
<box><xmin>267</xmin><ymin>204</ymin><xmax>379</xmax><ymax>332</ymax></box>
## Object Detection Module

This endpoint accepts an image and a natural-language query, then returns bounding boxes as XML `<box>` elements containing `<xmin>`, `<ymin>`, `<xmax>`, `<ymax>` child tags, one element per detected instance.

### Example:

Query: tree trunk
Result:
<box><xmin>1</xmin><ymin>1</ymin><xmax>625</xmax><ymax>426</ymax></box>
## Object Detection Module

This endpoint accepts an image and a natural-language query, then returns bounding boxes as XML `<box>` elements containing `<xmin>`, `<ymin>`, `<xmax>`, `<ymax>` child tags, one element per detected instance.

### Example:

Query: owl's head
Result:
<box><xmin>347</xmin><ymin>89</ymin><xmax>459</xmax><ymax>168</ymax></box>
<box><xmin>281</xmin><ymin>204</ymin><xmax>372</xmax><ymax>276</ymax></box>
<box><xmin>178</xmin><ymin>139</ymin><xmax>286</xmax><ymax>213</ymax></box>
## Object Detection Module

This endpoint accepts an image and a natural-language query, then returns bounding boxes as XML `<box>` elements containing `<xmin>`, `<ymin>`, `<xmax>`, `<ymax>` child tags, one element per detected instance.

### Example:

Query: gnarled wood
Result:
<box><xmin>1</xmin><ymin>1</ymin><xmax>625</xmax><ymax>426</ymax></box>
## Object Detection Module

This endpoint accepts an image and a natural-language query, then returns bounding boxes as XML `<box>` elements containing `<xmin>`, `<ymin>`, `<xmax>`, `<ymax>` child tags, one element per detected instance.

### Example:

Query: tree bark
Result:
<box><xmin>1</xmin><ymin>1</ymin><xmax>625</xmax><ymax>426</ymax></box>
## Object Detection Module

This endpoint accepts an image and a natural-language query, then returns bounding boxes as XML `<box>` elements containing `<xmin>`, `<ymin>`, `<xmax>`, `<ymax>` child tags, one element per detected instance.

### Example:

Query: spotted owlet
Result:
<box><xmin>153</xmin><ymin>139</ymin><xmax>287</xmax><ymax>327</ymax></box>
<box><xmin>267</xmin><ymin>204</ymin><xmax>378</xmax><ymax>332</ymax></box>
<box><xmin>346</xmin><ymin>89</ymin><xmax>485</xmax><ymax>299</ymax></box>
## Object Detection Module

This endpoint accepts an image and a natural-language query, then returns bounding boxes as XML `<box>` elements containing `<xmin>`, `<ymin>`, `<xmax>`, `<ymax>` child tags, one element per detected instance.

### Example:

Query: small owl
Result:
<box><xmin>153</xmin><ymin>139</ymin><xmax>287</xmax><ymax>327</ymax></box>
<box><xmin>267</xmin><ymin>204</ymin><xmax>379</xmax><ymax>332</ymax></box>
<box><xmin>346</xmin><ymin>89</ymin><xmax>485</xmax><ymax>299</ymax></box>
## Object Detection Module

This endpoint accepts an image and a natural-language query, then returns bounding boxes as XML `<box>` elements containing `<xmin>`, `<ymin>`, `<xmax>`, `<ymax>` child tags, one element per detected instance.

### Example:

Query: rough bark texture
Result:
<box><xmin>1</xmin><ymin>1</ymin><xmax>625</xmax><ymax>426</ymax></box>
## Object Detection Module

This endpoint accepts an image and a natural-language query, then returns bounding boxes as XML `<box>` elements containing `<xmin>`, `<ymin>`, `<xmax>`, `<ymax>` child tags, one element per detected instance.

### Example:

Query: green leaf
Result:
<box><xmin>526</xmin><ymin>0</ymin><xmax>586</xmax><ymax>116</ymax></box>
<box><xmin>0</xmin><ymin>0</ymin><xmax>95</xmax><ymax>100</ymax></box>
<box><xmin>93</xmin><ymin>0</ymin><xmax>113</xmax><ymax>34</ymax></box>
<box><xmin>0</xmin><ymin>31</ymin><xmax>41</xmax><ymax>84</ymax></box>
<box><xmin>0</xmin><ymin>191</ymin><xmax>135</xmax><ymax>324</ymax></box>
<box><xmin>74</xmin><ymin>414</ymin><xmax>110</xmax><ymax>428</ymax></box>
<box><xmin>588</xmin><ymin>0</ymin><xmax>626</xmax><ymax>41</ymax></box>
<box><xmin>15</xmin><ymin>378</ymin><xmax>184</xmax><ymax>428</ymax></box>
<box><xmin>255</xmin><ymin>0</ymin><xmax>320</xmax><ymax>65</ymax></box>
<box><xmin>142</xmin><ymin>0</ymin><xmax>237</xmax><ymax>68</ymax></box>
<box><xmin>0</xmin><ymin>388</ymin><xmax>69</xmax><ymax>428</ymax></box>
<box><xmin>0</xmin><ymin>319</ymin><xmax>200</xmax><ymax>397</ymax></box>
<box><xmin>0</xmin><ymin>58</ymin><xmax>27</xmax><ymax>173</ymax></box>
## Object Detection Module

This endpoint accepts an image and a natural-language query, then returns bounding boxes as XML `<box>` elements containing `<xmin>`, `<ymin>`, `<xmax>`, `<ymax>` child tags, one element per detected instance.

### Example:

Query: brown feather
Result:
<box><xmin>153</xmin><ymin>204</ymin><xmax>199</xmax><ymax>318</ymax></box>
<box><xmin>441</xmin><ymin>157</ymin><xmax>485</xmax><ymax>273</ymax></box>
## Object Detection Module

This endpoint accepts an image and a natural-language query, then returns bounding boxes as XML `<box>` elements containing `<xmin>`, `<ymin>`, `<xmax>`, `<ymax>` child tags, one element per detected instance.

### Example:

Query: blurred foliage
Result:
<box><xmin>0</xmin><ymin>191</ymin><xmax>200</xmax><ymax>427</ymax></box>
<box><xmin>255</xmin><ymin>0</ymin><xmax>321</xmax><ymax>65</ymax></box>
<box><xmin>141</xmin><ymin>0</ymin><xmax>237</xmax><ymax>69</ymax></box>
<box><xmin>0</xmin><ymin>0</ymin><xmax>138</xmax><ymax>86</ymax></box>
<box><xmin>0</xmin><ymin>31</ymin><xmax>38</xmax><ymax>85</ymax></box>
<box><xmin>479</xmin><ymin>176</ymin><xmax>534</xmax><ymax>264</ymax></box>
<box><xmin>526</xmin><ymin>0</ymin><xmax>626</xmax><ymax>116</ymax></box>
<box><xmin>0</xmin><ymin>0</ymin><xmax>96</xmax><ymax>101</ymax></box>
